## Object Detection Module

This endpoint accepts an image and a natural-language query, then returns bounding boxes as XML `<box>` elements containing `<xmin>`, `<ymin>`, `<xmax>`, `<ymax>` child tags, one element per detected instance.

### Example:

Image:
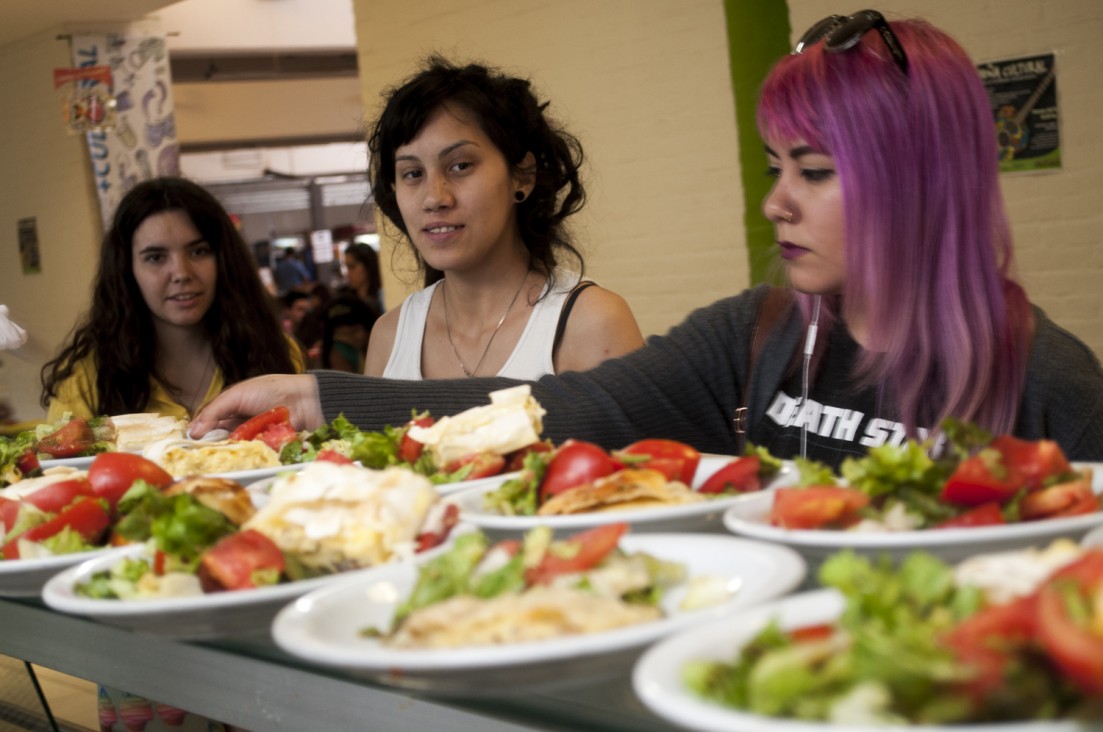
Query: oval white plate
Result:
<box><xmin>37</xmin><ymin>455</ymin><xmax>97</xmax><ymax>470</ymax></box>
<box><xmin>270</xmin><ymin>533</ymin><xmax>806</xmax><ymax>694</ymax></box>
<box><xmin>0</xmin><ymin>546</ymin><xmax>127</xmax><ymax>598</ymax></box>
<box><xmin>451</xmin><ymin>456</ymin><xmax>796</xmax><ymax>536</ymax></box>
<box><xmin>41</xmin><ymin>532</ymin><xmax>461</xmax><ymax>640</ymax></box>
<box><xmin>431</xmin><ymin>469</ymin><xmax>521</xmax><ymax>496</ymax></box>
<box><xmin>205</xmin><ymin>462</ymin><xmax>310</xmax><ymax>483</ymax></box>
<box><xmin>633</xmin><ymin>589</ymin><xmax>1095</xmax><ymax>732</ymax></box>
<box><xmin>723</xmin><ymin>462</ymin><xmax>1103</xmax><ymax>566</ymax></box>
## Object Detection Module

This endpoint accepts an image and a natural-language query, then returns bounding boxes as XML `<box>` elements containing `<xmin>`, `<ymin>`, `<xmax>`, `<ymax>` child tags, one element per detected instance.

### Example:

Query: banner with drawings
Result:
<box><xmin>70</xmin><ymin>33</ymin><xmax>179</xmax><ymax>227</ymax></box>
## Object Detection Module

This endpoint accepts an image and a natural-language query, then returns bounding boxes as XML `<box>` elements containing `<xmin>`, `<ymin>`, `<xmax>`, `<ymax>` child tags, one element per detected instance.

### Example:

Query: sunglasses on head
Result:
<box><xmin>794</xmin><ymin>9</ymin><xmax>909</xmax><ymax>77</ymax></box>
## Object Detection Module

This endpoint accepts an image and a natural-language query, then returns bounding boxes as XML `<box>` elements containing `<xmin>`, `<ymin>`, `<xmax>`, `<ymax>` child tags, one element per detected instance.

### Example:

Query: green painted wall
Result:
<box><xmin>724</xmin><ymin>0</ymin><xmax>791</xmax><ymax>284</ymax></box>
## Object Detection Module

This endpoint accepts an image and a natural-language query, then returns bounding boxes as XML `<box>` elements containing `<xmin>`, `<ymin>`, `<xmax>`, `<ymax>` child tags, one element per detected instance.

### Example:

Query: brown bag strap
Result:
<box><xmin>735</xmin><ymin>287</ymin><xmax>793</xmax><ymax>452</ymax></box>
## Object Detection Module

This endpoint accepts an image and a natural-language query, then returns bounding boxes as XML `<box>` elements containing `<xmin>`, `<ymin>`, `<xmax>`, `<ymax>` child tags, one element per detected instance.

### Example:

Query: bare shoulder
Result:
<box><xmin>554</xmin><ymin>284</ymin><xmax>644</xmax><ymax>373</ymax></box>
<box><xmin>364</xmin><ymin>305</ymin><xmax>401</xmax><ymax>376</ymax></box>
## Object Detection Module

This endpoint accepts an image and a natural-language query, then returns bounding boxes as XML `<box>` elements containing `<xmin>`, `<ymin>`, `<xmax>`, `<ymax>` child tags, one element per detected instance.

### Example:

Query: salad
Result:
<box><xmin>0</xmin><ymin>414</ymin><xmax>118</xmax><ymax>486</ymax></box>
<box><xmin>75</xmin><ymin>461</ymin><xmax>456</xmax><ymax>600</ymax></box>
<box><xmin>485</xmin><ymin>439</ymin><xmax>781</xmax><ymax>516</ymax></box>
<box><xmin>279</xmin><ymin>385</ymin><xmax>550</xmax><ymax>485</ymax></box>
<box><xmin>684</xmin><ymin>547</ymin><xmax>1103</xmax><ymax>725</ymax></box>
<box><xmin>767</xmin><ymin>423</ymin><xmax>1098</xmax><ymax>531</ymax></box>
<box><xmin>367</xmin><ymin>523</ymin><xmax>689</xmax><ymax>649</ymax></box>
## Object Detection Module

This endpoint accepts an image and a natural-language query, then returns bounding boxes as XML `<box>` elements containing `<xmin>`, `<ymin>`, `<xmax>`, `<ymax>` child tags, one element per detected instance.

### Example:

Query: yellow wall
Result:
<box><xmin>0</xmin><ymin>32</ymin><xmax>103</xmax><ymax>422</ymax></box>
<box><xmin>353</xmin><ymin>0</ymin><xmax>748</xmax><ymax>334</ymax></box>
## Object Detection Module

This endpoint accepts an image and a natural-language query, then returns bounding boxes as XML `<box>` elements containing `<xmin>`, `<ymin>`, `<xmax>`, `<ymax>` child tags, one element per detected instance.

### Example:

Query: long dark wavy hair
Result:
<box><xmin>41</xmin><ymin>177</ymin><xmax>299</xmax><ymax>414</ymax></box>
<box><xmin>368</xmin><ymin>55</ymin><xmax>586</xmax><ymax>288</ymax></box>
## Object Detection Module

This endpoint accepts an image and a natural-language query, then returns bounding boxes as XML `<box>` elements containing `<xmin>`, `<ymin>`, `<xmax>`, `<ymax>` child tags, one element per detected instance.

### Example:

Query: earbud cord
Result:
<box><xmin>800</xmin><ymin>295</ymin><xmax>822</xmax><ymax>459</ymax></box>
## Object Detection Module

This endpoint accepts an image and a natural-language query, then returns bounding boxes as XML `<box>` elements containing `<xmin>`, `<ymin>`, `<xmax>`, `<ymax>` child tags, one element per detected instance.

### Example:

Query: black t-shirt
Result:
<box><xmin>753</xmin><ymin>323</ymin><xmax>922</xmax><ymax>467</ymax></box>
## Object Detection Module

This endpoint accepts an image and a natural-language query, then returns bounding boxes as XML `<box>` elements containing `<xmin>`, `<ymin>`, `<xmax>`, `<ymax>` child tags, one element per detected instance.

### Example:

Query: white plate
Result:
<box><xmin>0</xmin><ymin>546</ymin><xmax>128</xmax><ymax>598</ymax></box>
<box><xmin>270</xmin><ymin>533</ymin><xmax>806</xmax><ymax>694</ymax></box>
<box><xmin>451</xmin><ymin>456</ymin><xmax>796</xmax><ymax>537</ymax></box>
<box><xmin>432</xmin><ymin>469</ymin><xmax>521</xmax><ymax>496</ymax></box>
<box><xmin>722</xmin><ymin>462</ymin><xmax>1103</xmax><ymax>566</ymax></box>
<box><xmin>37</xmin><ymin>455</ymin><xmax>97</xmax><ymax>470</ymax></box>
<box><xmin>41</xmin><ymin>534</ymin><xmax>460</xmax><ymax>640</ymax></box>
<box><xmin>633</xmin><ymin>589</ymin><xmax>1096</xmax><ymax>732</ymax></box>
<box><xmin>204</xmin><ymin>462</ymin><xmax>310</xmax><ymax>483</ymax></box>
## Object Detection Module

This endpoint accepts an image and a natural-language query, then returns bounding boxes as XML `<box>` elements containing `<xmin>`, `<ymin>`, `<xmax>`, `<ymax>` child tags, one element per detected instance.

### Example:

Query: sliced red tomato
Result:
<box><xmin>315</xmin><ymin>449</ymin><xmax>354</xmax><ymax>465</ymax></box>
<box><xmin>2</xmin><ymin>497</ymin><xmax>110</xmax><ymax>559</ymax></box>
<box><xmin>990</xmin><ymin>435</ymin><xmax>1072</xmax><ymax>492</ymax></box>
<box><xmin>943</xmin><ymin>594</ymin><xmax>1037</xmax><ymax>698</ymax></box>
<box><xmin>527</xmin><ymin>523</ymin><xmax>628</xmax><ymax>585</ymax></box>
<box><xmin>941</xmin><ymin>450</ymin><xmax>1019</xmax><ymax>506</ymax></box>
<box><xmin>414</xmin><ymin>504</ymin><xmax>460</xmax><ymax>553</ymax></box>
<box><xmin>616</xmin><ymin>439</ymin><xmax>701</xmax><ymax>484</ymax></box>
<box><xmin>788</xmin><ymin>624</ymin><xmax>836</xmax><ymax>644</ymax></box>
<box><xmin>503</xmin><ymin>440</ymin><xmax>554</xmax><ymax>472</ymax></box>
<box><xmin>21</xmin><ymin>478</ymin><xmax>96</xmax><ymax>514</ymax></box>
<box><xmin>933</xmin><ymin>502</ymin><xmax>1006</xmax><ymax>529</ymax></box>
<box><xmin>35</xmin><ymin>418</ymin><xmax>96</xmax><ymax>458</ymax></box>
<box><xmin>698</xmin><ymin>456</ymin><xmax>761</xmax><ymax>494</ymax></box>
<box><xmin>196</xmin><ymin>529</ymin><xmax>286</xmax><ymax>592</ymax></box>
<box><xmin>15</xmin><ymin>449</ymin><xmax>40</xmax><ymax>477</ymax></box>
<box><xmin>255</xmin><ymin>421</ymin><xmax>299</xmax><ymax>453</ymax></box>
<box><xmin>0</xmin><ymin>497</ymin><xmax>20</xmax><ymax>535</ymax></box>
<box><xmin>539</xmin><ymin>440</ymin><xmax>622</xmax><ymax>503</ymax></box>
<box><xmin>1020</xmin><ymin>479</ymin><xmax>1098</xmax><ymax>520</ymax></box>
<box><xmin>1035</xmin><ymin>549</ymin><xmax>1103</xmax><ymax>694</ymax></box>
<box><xmin>397</xmin><ymin>414</ymin><xmax>434</xmax><ymax>464</ymax></box>
<box><xmin>88</xmin><ymin>453</ymin><xmax>173</xmax><ymax>509</ymax></box>
<box><xmin>443</xmin><ymin>452</ymin><xmax>507</xmax><ymax>480</ymax></box>
<box><xmin>769</xmin><ymin>486</ymin><xmax>870</xmax><ymax>530</ymax></box>
<box><xmin>152</xmin><ymin>549</ymin><xmax>167</xmax><ymax>576</ymax></box>
<box><xmin>228</xmin><ymin>406</ymin><xmax>291</xmax><ymax>442</ymax></box>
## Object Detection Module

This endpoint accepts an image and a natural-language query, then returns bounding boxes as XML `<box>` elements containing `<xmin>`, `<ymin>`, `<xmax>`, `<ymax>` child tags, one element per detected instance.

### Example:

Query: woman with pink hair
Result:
<box><xmin>191</xmin><ymin>12</ymin><xmax>1103</xmax><ymax>467</ymax></box>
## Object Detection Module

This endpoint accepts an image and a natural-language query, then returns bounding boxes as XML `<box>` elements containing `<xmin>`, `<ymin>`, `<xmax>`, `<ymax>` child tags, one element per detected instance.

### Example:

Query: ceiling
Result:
<box><xmin>1</xmin><ymin>0</ymin><xmax>181</xmax><ymax>49</ymax></box>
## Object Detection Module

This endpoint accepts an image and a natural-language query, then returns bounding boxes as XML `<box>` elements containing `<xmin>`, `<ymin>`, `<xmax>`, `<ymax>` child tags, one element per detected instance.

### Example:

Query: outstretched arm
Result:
<box><xmin>189</xmin><ymin>374</ymin><xmax>323</xmax><ymax>435</ymax></box>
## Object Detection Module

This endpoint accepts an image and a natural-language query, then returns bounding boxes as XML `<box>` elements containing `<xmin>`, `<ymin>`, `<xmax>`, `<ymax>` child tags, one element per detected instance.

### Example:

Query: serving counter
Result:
<box><xmin>0</xmin><ymin>597</ymin><xmax>678</xmax><ymax>732</ymax></box>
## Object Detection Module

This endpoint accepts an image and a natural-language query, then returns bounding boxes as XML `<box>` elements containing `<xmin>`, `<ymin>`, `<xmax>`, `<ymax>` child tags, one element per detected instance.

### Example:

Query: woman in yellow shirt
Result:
<box><xmin>41</xmin><ymin>177</ymin><xmax>304</xmax><ymax>422</ymax></box>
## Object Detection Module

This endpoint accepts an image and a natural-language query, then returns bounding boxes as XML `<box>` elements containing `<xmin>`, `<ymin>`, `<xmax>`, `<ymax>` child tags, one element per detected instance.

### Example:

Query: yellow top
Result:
<box><xmin>46</xmin><ymin>336</ymin><xmax>306</xmax><ymax>422</ymax></box>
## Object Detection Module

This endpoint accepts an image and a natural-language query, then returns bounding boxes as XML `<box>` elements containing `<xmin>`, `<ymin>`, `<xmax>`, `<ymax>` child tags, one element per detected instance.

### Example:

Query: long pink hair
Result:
<box><xmin>757</xmin><ymin>17</ymin><xmax>1031</xmax><ymax>436</ymax></box>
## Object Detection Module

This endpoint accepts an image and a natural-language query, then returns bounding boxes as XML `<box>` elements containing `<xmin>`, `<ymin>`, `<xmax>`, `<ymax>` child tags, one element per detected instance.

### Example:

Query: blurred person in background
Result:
<box><xmin>320</xmin><ymin>295</ymin><xmax>381</xmax><ymax>373</ymax></box>
<box><xmin>341</xmin><ymin>241</ymin><xmax>385</xmax><ymax>315</ymax></box>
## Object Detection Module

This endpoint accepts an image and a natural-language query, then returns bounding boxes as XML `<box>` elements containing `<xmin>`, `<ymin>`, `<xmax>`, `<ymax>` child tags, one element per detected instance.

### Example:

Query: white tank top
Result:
<box><xmin>382</xmin><ymin>268</ymin><xmax>585</xmax><ymax>380</ymax></box>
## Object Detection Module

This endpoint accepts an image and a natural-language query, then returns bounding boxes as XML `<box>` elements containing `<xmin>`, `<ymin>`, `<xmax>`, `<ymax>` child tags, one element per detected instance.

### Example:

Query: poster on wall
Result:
<box><xmin>17</xmin><ymin>218</ymin><xmax>41</xmax><ymax>275</ymax></box>
<box><xmin>69</xmin><ymin>33</ymin><xmax>179</xmax><ymax>227</ymax></box>
<box><xmin>977</xmin><ymin>53</ymin><xmax>1059</xmax><ymax>173</ymax></box>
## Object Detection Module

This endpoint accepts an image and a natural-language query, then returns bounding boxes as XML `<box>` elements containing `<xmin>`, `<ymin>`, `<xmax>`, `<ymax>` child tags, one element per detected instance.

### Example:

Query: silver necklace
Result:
<box><xmin>442</xmin><ymin>273</ymin><xmax>527</xmax><ymax>377</ymax></box>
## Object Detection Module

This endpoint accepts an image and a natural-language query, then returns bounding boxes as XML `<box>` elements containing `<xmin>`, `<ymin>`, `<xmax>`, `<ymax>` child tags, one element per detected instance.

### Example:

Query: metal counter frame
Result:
<box><xmin>0</xmin><ymin>598</ymin><xmax>675</xmax><ymax>732</ymax></box>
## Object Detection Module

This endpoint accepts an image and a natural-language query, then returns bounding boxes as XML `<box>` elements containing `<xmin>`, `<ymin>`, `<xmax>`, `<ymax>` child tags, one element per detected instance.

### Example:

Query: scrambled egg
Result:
<box><xmin>244</xmin><ymin>462</ymin><xmax>437</xmax><ymax>572</ymax></box>
<box><xmin>143</xmin><ymin>438</ymin><xmax>280</xmax><ymax>478</ymax></box>
<box><xmin>406</xmin><ymin>385</ymin><xmax>545</xmax><ymax>465</ymax></box>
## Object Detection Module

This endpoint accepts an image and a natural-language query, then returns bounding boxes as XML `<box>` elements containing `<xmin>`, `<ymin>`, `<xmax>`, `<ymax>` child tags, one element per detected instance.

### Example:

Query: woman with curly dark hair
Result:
<box><xmin>363</xmin><ymin>56</ymin><xmax>643</xmax><ymax>379</ymax></box>
<box><xmin>41</xmin><ymin>176</ymin><xmax>305</xmax><ymax>421</ymax></box>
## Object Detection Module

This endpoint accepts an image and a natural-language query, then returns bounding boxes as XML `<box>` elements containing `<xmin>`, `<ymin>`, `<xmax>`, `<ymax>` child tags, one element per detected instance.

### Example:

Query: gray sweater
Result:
<box><xmin>316</xmin><ymin>285</ymin><xmax>1103</xmax><ymax>467</ymax></box>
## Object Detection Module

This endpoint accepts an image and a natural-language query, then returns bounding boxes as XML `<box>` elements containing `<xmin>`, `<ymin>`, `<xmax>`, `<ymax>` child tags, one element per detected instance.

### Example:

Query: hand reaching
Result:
<box><xmin>188</xmin><ymin>374</ymin><xmax>323</xmax><ymax>436</ymax></box>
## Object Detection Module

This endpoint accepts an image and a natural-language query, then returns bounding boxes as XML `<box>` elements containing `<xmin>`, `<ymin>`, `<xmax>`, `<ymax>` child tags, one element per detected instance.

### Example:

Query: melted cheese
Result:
<box><xmin>406</xmin><ymin>385</ymin><xmax>545</xmax><ymax>465</ymax></box>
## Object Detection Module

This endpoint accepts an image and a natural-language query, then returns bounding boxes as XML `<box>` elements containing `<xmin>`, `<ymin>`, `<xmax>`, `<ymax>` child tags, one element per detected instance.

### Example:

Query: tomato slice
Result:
<box><xmin>941</xmin><ymin>450</ymin><xmax>1019</xmax><ymax>506</ymax></box>
<box><xmin>443</xmin><ymin>452</ymin><xmax>507</xmax><ymax>480</ymax></box>
<box><xmin>2</xmin><ymin>497</ymin><xmax>110</xmax><ymax>559</ymax></box>
<box><xmin>88</xmin><ymin>453</ymin><xmax>173</xmax><ymax>510</ymax></box>
<box><xmin>1020</xmin><ymin>479</ymin><xmax>1098</xmax><ymax>520</ymax></box>
<box><xmin>197</xmin><ymin>529</ymin><xmax>286</xmax><ymax>592</ymax></box>
<box><xmin>504</xmin><ymin>440</ymin><xmax>554</xmax><ymax>472</ymax></box>
<box><xmin>414</xmin><ymin>504</ymin><xmax>460</xmax><ymax>553</ymax></box>
<box><xmin>527</xmin><ymin>523</ymin><xmax>628</xmax><ymax>585</ymax></box>
<box><xmin>933</xmin><ymin>502</ymin><xmax>1006</xmax><ymax>529</ymax></box>
<box><xmin>990</xmin><ymin>435</ymin><xmax>1072</xmax><ymax>492</ymax></box>
<box><xmin>36</xmin><ymin>418</ymin><xmax>96</xmax><ymax>458</ymax></box>
<box><xmin>616</xmin><ymin>439</ymin><xmax>701</xmax><ymax>484</ymax></box>
<box><xmin>255</xmin><ymin>421</ymin><xmax>299</xmax><ymax>453</ymax></box>
<box><xmin>943</xmin><ymin>594</ymin><xmax>1037</xmax><ymax>698</ymax></box>
<box><xmin>0</xmin><ymin>497</ymin><xmax>20</xmax><ymax>535</ymax></box>
<box><xmin>397</xmin><ymin>414</ymin><xmax>435</xmax><ymax>464</ymax></box>
<box><xmin>540</xmin><ymin>440</ymin><xmax>622</xmax><ymax>502</ymax></box>
<box><xmin>228</xmin><ymin>406</ymin><xmax>291</xmax><ymax>442</ymax></box>
<box><xmin>15</xmin><ymin>449</ymin><xmax>40</xmax><ymax>477</ymax></box>
<box><xmin>21</xmin><ymin>478</ymin><xmax>96</xmax><ymax>514</ymax></box>
<box><xmin>698</xmin><ymin>456</ymin><xmax>761</xmax><ymax>494</ymax></box>
<box><xmin>1035</xmin><ymin>550</ymin><xmax>1103</xmax><ymax>694</ymax></box>
<box><xmin>315</xmin><ymin>449</ymin><xmax>354</xmax><ymax>465</ymax></box>
<box><xmin>769</xmin><ymin>486</ymin><xmax>870</xmax><ymax>529</ymax></box>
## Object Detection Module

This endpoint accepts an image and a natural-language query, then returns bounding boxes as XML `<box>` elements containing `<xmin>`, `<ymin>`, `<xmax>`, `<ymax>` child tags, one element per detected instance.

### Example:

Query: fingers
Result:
<box><xmin>188</xmin><ymin>374</ymin><xmax>323</xmax><ymax>437</ymax></box>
